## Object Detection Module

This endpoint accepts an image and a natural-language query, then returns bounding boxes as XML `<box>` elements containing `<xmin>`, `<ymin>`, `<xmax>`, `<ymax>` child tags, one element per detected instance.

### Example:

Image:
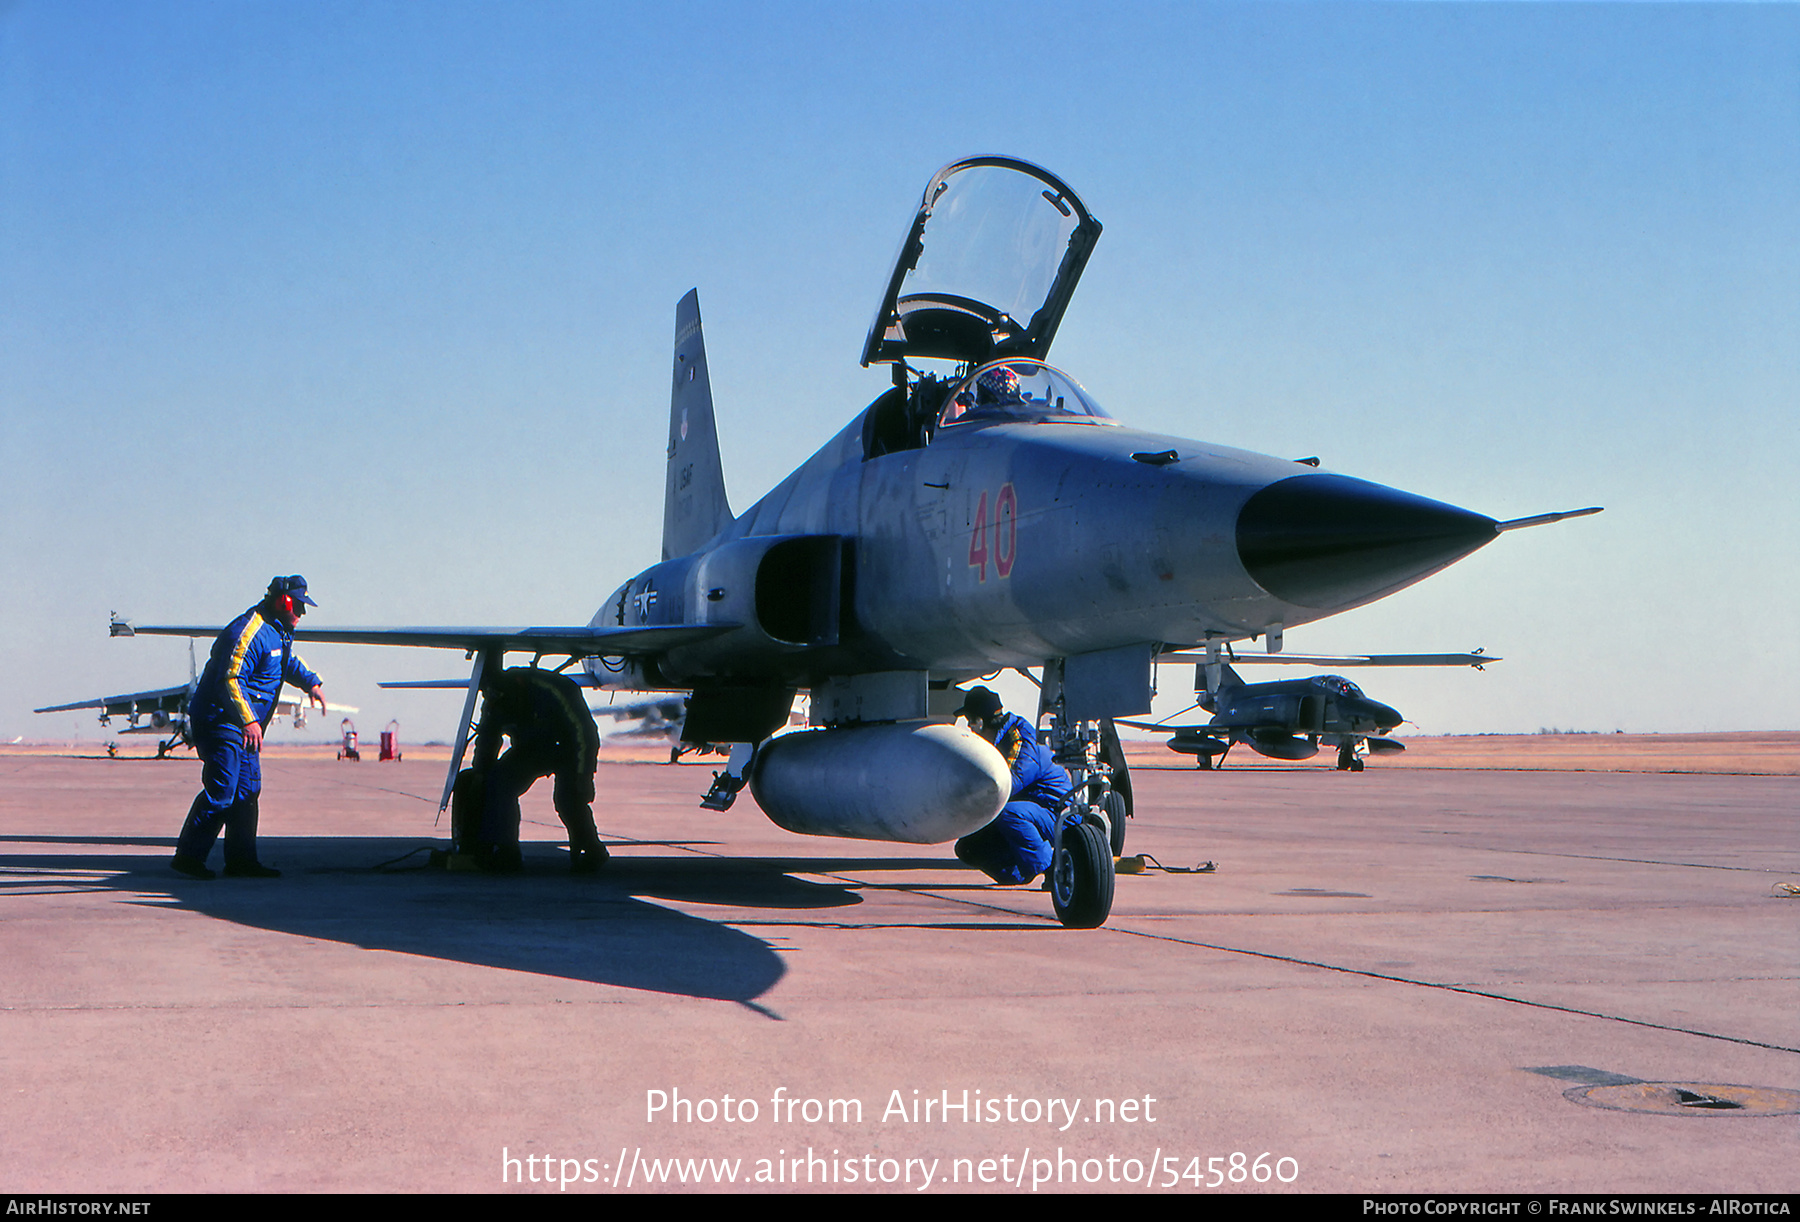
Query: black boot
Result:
<box><xmin>172</xmin><ymin>793</ymin><xmax>217</xmax><ymax>878</ymax></box>
<box><xmin>222</xmin><ymin>796</ymin><xmax>278</xmax><ymax>878</ymax></box>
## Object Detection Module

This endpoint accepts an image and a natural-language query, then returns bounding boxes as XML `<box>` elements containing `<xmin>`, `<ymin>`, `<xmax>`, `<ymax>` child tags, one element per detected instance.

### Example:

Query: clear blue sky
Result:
<box><xmin>5</xmin><ymin>1</ymin><xmax>1796</xmax><ymax>743</ymax></box>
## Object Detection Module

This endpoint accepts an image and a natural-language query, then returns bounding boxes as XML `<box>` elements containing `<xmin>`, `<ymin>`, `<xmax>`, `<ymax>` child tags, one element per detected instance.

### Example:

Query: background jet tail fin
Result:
<box><xmin>662</xmin><ymin>289</ymin><xmax>735</xmax><ymax>560</ymax></box>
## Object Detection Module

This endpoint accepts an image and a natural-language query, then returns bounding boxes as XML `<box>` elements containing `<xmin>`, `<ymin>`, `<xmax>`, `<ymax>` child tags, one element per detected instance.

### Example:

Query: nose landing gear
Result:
<box><xmin>1049</xmin><ymin>815</ymin><xmax>1115</xmax><ymax>929</ymax></box>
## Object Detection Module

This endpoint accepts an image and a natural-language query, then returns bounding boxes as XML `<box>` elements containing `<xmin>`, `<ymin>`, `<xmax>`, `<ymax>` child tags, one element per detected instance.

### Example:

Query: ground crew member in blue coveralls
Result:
<box><xmin>952</xmin><ymin>686</ymin><xmax>1072</xmax><ymax>885</ymax></box>
<box><xmin>171</xmin><ymin>576</ymin><xmax>326</xmax><ymax>880</ymax></box>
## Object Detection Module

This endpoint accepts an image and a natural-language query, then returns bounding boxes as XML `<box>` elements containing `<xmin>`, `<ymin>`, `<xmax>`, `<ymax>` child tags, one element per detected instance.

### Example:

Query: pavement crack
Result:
<box><xmin>1494</xmin><ymin>848</ymin><xmax>1799</xmax><ymax>873</ymax></box>
<box><xmin>1106</xmin><ymin>924</ymin><xmax>1800</xmax><ymax>1056</ymax></box>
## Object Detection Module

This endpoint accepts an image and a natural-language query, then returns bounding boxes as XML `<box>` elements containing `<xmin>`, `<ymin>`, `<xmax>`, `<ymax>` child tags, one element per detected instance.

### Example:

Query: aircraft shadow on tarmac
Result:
<box><xmin>4</xmin><ymin>835</ymin><xmax>878</xmax><ymax>1009</ymax></box>
<box><xmin>3</xmin><ymin>836</ymin><xmax>1059</xmax><ymax>1009</ymax></box>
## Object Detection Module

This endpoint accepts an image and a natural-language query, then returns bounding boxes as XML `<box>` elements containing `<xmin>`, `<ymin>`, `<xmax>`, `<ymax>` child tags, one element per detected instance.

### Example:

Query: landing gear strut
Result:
<box><xmin>1039</xmin><ymin>664</ymin><xmax>1123</xmax><ymax>929</ymax></box>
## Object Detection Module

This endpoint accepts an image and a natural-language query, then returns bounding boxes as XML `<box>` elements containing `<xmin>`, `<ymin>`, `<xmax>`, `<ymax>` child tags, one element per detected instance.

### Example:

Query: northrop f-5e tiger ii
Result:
<box><xmin>120</xmin><ymin>157</ymin><xmax>1599</xmax><ymax>927</ymax></box>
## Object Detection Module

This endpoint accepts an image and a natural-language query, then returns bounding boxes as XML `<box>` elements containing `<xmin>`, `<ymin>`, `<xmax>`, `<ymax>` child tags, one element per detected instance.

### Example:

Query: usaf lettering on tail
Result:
<box><xmin>121</xmin><ymin>157</ymin><xmax>1599</xmax><ymax>928</ymax></box>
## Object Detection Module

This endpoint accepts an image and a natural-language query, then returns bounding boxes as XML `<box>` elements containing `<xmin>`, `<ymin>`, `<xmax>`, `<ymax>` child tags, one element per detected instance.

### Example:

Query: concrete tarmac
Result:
<box><xmin>1</xmin><ymin>741</ymin><xmax>1795</xmax><ymax>1194</ymax></box>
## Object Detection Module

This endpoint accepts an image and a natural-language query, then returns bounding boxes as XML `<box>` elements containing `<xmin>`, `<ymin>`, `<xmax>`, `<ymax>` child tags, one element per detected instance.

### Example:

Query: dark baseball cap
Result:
<box><xmin>954</xmin><ymin>686</ymin><xmax>1004</xmax><ymax>722</ymax></box>
<box><xmin>267</xmin><ymin>575</ymin><xmax>318</xmax><ymax>607</ymax></box>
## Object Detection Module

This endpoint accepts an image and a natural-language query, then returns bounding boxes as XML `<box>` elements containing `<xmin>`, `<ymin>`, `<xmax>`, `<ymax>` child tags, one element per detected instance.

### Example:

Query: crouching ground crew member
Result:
<box><xmin>454</xmin><ymin>667</ymin><xmax>607</xmax><ymax>873</ymax></box>
<box><xmin>171</xmin><ymin>575</ymin><xmax>326</xmax><ymax>880</ymax></box>
<box><xmin>952</xmin><ymin>686</ymin><xmax>1072</xmax><ymax>886</ymax></box>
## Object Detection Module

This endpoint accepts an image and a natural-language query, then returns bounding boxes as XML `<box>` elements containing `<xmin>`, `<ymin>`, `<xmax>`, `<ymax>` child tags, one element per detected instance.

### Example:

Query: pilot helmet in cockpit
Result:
<box><xmin>975</xmin><ymin>365</ymin><xmax>1023</xmax><ymax>406</ymax></box>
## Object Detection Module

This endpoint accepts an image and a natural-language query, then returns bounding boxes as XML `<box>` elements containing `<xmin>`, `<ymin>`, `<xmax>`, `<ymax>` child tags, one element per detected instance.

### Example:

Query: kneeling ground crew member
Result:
<box><xmin>172</xmin><ymin>575</ymin><xmax>326</xmax><ymax>880</ymax></box>
<box><xmin>458</xmin><ymin>667</ymin><xmax>606</xmax><ymax>873</ymax></box>
<box><xmin>951</xmin><ymin>686</ymin><xmax>1071</xmax><ymax>886</ymax></box>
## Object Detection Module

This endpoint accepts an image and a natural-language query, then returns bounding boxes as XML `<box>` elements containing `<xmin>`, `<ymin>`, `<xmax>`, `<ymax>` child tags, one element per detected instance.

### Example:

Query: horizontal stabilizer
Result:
<box><xmin>128</xmin><ymin>622</ymin><xmax>738</xmax><ymax>658</ymax></box>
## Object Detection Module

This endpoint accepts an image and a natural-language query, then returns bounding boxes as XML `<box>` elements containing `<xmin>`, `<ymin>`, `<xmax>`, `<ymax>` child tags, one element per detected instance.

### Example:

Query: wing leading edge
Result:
<box><xmin>1157</xmin><ymin>650</ymin><xmax>1497</xmax><ymax>668</ymax></box>
<box><xmin>120</xmin><ymin>623</ymin><xmax>736</xmax><ymax>657</ymax></box>
<box><xmin>34</xmin><ymin>685</ymin><xmax>190</xmax><ymax>715</ymax></box>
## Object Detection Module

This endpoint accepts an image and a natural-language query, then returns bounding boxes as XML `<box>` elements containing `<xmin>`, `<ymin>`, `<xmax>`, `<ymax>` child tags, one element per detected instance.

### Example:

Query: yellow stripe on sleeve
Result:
<box><xmin>225</xmin><ymin>613</ymin><xmax>263</xmax><ymax>726</ymax></box>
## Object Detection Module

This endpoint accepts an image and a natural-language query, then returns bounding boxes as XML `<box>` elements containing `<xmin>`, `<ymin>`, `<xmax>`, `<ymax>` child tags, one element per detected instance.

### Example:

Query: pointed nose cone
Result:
<box><xmin>1237</xmin><ymin>474</ymin><xmax>1497</xmax><ymax>610</ymax></box>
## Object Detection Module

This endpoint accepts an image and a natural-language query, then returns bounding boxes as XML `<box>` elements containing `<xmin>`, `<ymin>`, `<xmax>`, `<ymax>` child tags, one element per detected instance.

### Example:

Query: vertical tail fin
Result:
<box><xmin>662</xmin><ymin>289</ymin><xmax>734</xmax><ymax>560</ymax></box>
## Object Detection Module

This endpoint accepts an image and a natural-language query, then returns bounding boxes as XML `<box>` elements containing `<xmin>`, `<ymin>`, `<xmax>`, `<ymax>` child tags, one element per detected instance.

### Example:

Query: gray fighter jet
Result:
<box><xmin>118</xmin><ymin>156</ymin><xmax>1598</xmax><ymax>927</ymax></box>
<box><xmin>1124</xmin><ymin>665</ymin><xmax>1411</xmax><ymax>771</ymax></box>
<box><xmin>1124</xmin><ymin>645</ymin><xmax>1500</xmax><ymax>771</ymax></box>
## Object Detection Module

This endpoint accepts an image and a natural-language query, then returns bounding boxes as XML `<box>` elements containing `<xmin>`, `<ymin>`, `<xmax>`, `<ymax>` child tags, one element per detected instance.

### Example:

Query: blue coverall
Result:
<box><xmin>954</xmin><ymin>712</ymin><xmax>1072</xmax><ymax>885</ymax></box>
<box><xmin>176</xmin><ymin>606</ymin><xmax>321</xmax><ymax>868</ymax></box>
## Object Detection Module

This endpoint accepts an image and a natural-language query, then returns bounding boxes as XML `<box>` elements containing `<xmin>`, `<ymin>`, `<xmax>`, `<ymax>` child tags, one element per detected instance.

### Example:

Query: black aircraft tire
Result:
<box><xmin>1102</xmin><ymin>790</ymin><xmax>1128</xmax><ymax>857</ymax></box>
<box><xmin>1051</xmin><ymin>821</ymin><xmax>1115</xmax><ymax>929</ymax></box>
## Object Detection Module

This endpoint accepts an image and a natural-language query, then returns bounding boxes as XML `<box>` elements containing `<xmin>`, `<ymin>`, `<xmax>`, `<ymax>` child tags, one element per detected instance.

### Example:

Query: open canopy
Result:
<box><xmin>862</xmin><ymin>157</ymin><xmax>1101</xmax><ymax>368</ymax></box>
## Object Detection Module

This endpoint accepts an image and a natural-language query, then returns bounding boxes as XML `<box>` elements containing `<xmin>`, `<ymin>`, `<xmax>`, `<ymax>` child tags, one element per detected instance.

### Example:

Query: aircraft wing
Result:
<box><xmin>34</xmin><ymin>685</ymin><xmax>190</xmax><ymax>716</ymax></box>
<box><xmin>1158</xmin><ymin>650</ymin><xmax>1498</xmax><ymax>668</ymax></box>
<box><xmin>113</xmin><ymin>622</ymin><xmax>738</xmax><ymax>815</ymax></box>
<box><xmin>120</xmin><ymin>623</ymin><xmax>736</xmax><ymax>657</ymax></box>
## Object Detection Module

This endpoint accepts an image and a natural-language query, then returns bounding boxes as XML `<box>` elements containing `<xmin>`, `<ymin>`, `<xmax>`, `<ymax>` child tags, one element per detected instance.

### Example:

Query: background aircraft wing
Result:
<box><xmin>34</xmin><ymin>685</ymin><xmax>190</xmax><ymax>716</ymax></box>
<box><xmin>118</xmin><ymin>622</ymin><xmax>736</xmax><ymax>657</ymax></box>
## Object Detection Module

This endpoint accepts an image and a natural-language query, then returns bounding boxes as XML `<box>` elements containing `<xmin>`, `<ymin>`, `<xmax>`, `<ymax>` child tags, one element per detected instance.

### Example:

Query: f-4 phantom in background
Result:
<box><xmin>122</xmin><ymin>157</ymin><xmax>1599</xmax><ymax>927</ymax></box>
<box><xmin>1122</xmin><ymin>647</ymin><xmax>1496</xmax><ymax>771</ymax></box>
<box><xmin>38</xmin><ymin>635</ymin><xmax>356</xmax><ymax>758</ymax></box>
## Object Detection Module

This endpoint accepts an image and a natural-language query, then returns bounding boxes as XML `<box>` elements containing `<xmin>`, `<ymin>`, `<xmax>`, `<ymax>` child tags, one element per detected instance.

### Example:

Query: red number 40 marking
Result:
<box><xmin>968</xmin><ymin>483</ymin><xmax>1018</xmax><ymax>582</ymax></box>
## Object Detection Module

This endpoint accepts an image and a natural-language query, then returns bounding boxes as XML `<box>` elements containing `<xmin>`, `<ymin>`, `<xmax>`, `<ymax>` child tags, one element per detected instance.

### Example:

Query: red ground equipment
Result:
<box><xmin>379</xmin><ymin>719</ymin><xmax>401</xmax><ymax>762</ymax></box>
<box><xmin>337</xmin><ymin>717</ymin><xmax>360</xmax><ymax>761</ymax></box>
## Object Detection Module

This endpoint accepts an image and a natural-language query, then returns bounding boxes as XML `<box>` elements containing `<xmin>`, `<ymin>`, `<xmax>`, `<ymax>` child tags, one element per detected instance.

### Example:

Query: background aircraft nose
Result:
<box><xmin>1236</xmin><ymin>473</ymin><xmax>1497</xmax><ymax>610</ymax></box>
